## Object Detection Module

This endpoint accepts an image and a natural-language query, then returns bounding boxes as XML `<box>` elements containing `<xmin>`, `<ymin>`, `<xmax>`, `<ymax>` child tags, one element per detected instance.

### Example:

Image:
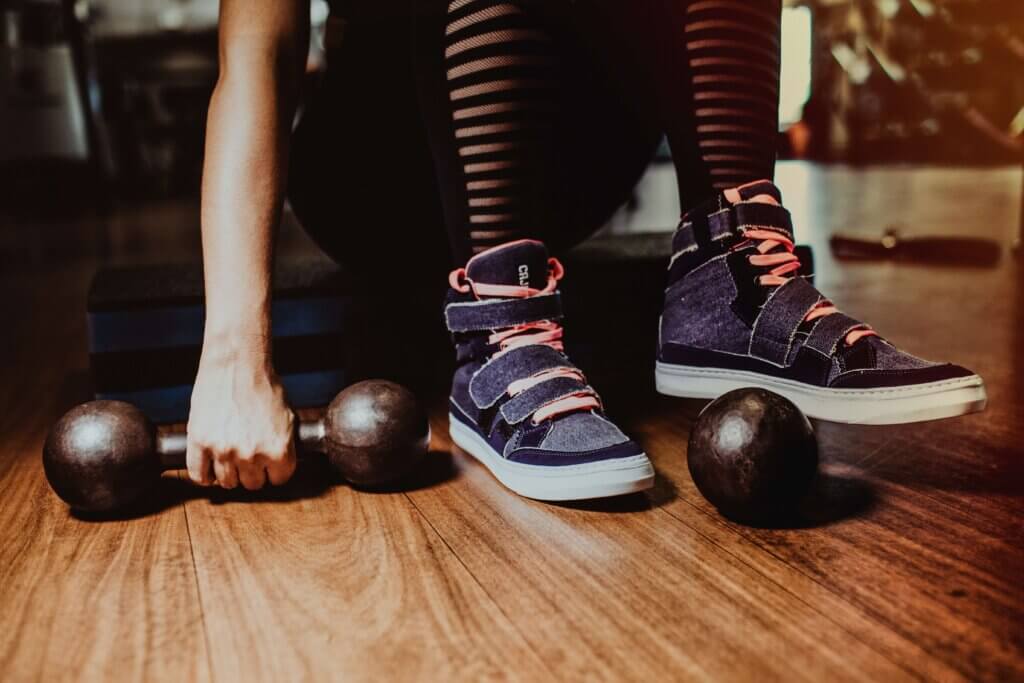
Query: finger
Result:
<box><xmin>266</xmin><ymin>441</ymin><xmax>297</xmax><ymax>486</ymax></box>
<box><xmin>213</xmin><ymin>458</ymin><xmax>239</xmax><ymax>489</ymax></box>
<box><xmin>238</xmin><ymin>456</ymin><xmax>268</xmax><ymax>491</ymax></box>
<box><xmin>186</xmin><ymin>439</ymin><xmax>214</xmax><ymax>486</ymax></box>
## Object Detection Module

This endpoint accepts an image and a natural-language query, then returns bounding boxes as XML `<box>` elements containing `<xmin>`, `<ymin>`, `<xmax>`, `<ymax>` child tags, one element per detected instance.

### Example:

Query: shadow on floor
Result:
<box><xmin>353</xmin><ymin>448</ymin><xmax>457</xmax><ymax>495</ymax></box>
<box><xmin>70</xmin><ymin>449</ymin><xmax>458</xmax><ymax>522</ymax></box>
<box><xmin>815</xmin><ymin>421</ymin><xmax>1024</xmax><ymax>497</ymax></box>
<box><xmin>69</xmin><ymin>460</ymin><xmax>339</xmax><ymax>522</ymax></box>
<box><xmin>719</xmin><ymin>471</ymin><xmax>878</xmax><ymax>530</ymax></box>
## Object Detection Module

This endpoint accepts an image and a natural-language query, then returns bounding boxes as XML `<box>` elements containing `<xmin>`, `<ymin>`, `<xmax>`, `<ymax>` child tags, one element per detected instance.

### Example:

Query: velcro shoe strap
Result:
<box><xmin>734</xmin><ymin>202</ymin><xmax>794</xmax><ymax>242</ymax></box>
<box><xmin>750</xmin><ymin>277</ymin><xmax>823</xmax><ymax>366</ymax></box>
<box><xmin>804</xmin><ymin>312</ymin><xmax>864</xmax><ymax>358</ymax></box>
<box><xmin>445</xmin><ymin>293</ymin><xmax>562</xmax><ymax>333</ymax></box>
<box><xmin>671</xmin><ymin>219</ymin><xmax>699</xmax><ymax>257</ymax></box>
<box><xmin>469</xmin><ymin>345</ymin><xmax>570</xmax><ymax>409</ymax></box>
<box><xmin>499</xmin><ymin>376</ymin><xmax>591</xmax><ymax>425</ymax></box>
<box><xmin>707</xmin><ymin>206</ymin><xmax>736</xmax><ymax>242</ymax></box>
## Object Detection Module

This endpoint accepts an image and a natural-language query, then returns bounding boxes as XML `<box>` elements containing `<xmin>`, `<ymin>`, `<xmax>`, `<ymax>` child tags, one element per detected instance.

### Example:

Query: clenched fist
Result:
<box><xmin>186</xmin><ymin>345</ymin><xmax>297</xmax><ymax>490</ymax></box>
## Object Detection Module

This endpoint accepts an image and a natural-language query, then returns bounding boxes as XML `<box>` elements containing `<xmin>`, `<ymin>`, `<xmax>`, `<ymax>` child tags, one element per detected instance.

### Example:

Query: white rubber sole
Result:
<box><xmin>655</xmin><ymin>362</ymin><xmax>987</xmax><ymax>425</ymax></box>
<box><xmin>448</xmin><ymin>415</ymin><xmax>655</xmax><ymax>501</ymax></box>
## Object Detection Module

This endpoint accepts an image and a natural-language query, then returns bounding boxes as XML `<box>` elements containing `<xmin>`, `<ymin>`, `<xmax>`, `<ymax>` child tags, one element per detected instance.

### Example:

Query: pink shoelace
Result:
<box><xmin>726</xmin><ymin>188</ymin><xmax>877</xmax><ymax>348</ymax></box>
<box><xmin>449</xmin><ymin>257</ymin><xmax>601</xmax><ymax>424</ymax></box>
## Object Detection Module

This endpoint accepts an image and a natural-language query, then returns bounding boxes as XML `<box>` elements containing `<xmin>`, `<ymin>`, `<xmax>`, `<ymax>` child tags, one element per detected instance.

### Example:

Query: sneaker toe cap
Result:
<box><xmin>828</xmin><ymin>363</ymin><xmax>977</xmax><ymax>389</ymax></box>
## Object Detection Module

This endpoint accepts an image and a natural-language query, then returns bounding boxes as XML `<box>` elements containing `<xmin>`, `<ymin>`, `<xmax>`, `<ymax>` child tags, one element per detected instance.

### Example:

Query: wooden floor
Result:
<box><xmin>1</xmin><ymin>164</ymin><xmax>1022</xmax><ymax>682</ymax></box>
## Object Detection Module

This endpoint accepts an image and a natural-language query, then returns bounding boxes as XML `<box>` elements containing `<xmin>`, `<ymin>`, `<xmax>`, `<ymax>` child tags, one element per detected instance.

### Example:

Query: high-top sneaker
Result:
<box><xmin>444</xmin><ymin>240</ymin><xmax>654</xmax><ymax>500</ymax></box>
<box><xmin>656</xmin><ymin>180</ymin><xmax>987</xmax><ymax>424</ymax></box>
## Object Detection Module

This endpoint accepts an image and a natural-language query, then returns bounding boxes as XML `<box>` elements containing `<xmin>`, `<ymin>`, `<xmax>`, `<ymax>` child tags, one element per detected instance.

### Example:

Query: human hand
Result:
<box><xmin>186</xmin><ymin>344</ymin><xmax>297</xmax><ymax>489</ymax></box>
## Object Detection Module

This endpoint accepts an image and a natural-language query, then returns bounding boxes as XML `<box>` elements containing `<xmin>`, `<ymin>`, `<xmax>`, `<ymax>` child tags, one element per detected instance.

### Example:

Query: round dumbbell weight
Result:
<box><xmin>687</xmin><ymin>387</ymin><xmax>818</xmax><ymax>523</ymax></box>
<box><xmin>43</xmin><ymin>380</ymin><xmax>430</xmax><ymax>512</ymax></box>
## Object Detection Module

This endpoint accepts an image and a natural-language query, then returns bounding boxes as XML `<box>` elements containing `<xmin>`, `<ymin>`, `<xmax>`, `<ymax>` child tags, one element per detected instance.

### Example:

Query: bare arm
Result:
<box><xmin>187</xmin><ymin>0</ymin><xmax>310</xmax><ymax>489</ymax></box>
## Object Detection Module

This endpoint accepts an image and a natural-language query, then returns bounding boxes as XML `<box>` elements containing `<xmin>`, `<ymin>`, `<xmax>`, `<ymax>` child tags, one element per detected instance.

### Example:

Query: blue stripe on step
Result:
<box><xmin>94</xmin><ymin>370</ymin><xmax>349</xmax><ymax>424</ymax></box>
<box><xmin>88</xmin><ymin>297</ymin><xmax>354</xmax><ymax>353</ymax></box>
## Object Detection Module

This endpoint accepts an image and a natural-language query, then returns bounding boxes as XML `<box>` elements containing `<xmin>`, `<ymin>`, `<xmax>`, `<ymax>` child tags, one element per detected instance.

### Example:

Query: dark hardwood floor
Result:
<box><xmin>1</xmin><ymin>164</ymin><xmax>1021</xmax><ymax>681</ymax></box>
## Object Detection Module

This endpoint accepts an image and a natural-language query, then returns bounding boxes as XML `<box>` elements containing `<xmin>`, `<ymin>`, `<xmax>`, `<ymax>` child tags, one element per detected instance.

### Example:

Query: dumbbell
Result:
<box><xmin>43</xmin><ymin>380</ymin><xmax>430</xmax><ymax>512</ymax></box>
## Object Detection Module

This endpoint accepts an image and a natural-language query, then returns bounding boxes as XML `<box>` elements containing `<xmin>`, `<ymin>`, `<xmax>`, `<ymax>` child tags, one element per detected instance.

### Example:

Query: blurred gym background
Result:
<box><xmin>0</xmin><ymin>0</ymin><xmax>1021</xmax><ymax>259</ymax></box>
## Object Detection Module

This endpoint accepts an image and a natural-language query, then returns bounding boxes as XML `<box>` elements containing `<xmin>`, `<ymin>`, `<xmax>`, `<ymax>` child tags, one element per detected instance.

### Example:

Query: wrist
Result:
<box><xmin>200</xmin><ymin>328</ymin><xmax>273</xmax><ymax>368</ymax></box>
<box><xmin>202</xmin><ymin>298</ymin><xmax>271</xmax><ymax>345</ymax></box>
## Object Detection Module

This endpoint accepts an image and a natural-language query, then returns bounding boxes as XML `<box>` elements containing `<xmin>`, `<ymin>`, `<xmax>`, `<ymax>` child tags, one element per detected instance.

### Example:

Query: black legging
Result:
<box><xmin>289</xmin><ymin>1</ymin><xmax>779</xmax><ymax>271</ymax></box>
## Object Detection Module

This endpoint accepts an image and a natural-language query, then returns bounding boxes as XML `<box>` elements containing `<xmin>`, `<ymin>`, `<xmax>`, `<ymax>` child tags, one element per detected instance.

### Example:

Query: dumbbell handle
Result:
<box><xmin>154</xmin><ymin>421</ymin><xmax>327</xmax><ymax>470</ymax></box>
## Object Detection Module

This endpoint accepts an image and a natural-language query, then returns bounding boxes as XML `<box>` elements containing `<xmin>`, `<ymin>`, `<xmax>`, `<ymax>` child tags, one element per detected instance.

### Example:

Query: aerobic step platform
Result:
<box><xmin>87</xmin><ymin>259</ymin><xmax>360</xmax><ymax>424</ymax></box>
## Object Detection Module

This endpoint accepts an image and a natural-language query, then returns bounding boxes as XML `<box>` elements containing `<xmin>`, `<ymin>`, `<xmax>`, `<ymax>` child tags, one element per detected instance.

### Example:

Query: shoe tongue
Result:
<box><xmin>465</xmin><ymin>240</ymin><xmax>550</xmax><ymax>290</ymax></box>
<box><xmin>730</xmin><ymin>179</ymin><xmax>783</xmax><ymax>204</ymax></box>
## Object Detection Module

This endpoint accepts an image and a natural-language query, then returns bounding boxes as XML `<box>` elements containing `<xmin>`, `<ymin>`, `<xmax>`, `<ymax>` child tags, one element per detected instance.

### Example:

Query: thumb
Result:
<box><xmin>186</xmin><ymin>433</ymin><xmax>214</xmax><ymax>486</ymax></box>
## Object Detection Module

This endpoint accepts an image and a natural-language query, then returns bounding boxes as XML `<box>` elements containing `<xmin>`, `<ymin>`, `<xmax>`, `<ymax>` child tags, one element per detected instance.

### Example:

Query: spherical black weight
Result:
<box><xmin>323</xmin><ymin>380</ymin><xmax>430</xmax><ymax>486</ymax></box>
<box><xmin>687</xmin><ymin>388</ymin><xmax>818</xmax><ymax>522</ymax></box>
<box><xmin>43</xmin><ymin>400</ymin><xmax>160</xmax><ymax>512</ymax></box>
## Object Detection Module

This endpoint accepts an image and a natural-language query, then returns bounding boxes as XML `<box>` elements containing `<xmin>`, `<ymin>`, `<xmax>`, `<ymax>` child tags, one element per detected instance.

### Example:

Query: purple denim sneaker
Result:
<box><xmin>444</xmin><ymin>240</ymin><xmax>654</xmax><ymax>500</ymax></box>
<box><xmin>656</xmin><ymin>180</ymin><xmax>986</xmax><ymax>424</ymax></box>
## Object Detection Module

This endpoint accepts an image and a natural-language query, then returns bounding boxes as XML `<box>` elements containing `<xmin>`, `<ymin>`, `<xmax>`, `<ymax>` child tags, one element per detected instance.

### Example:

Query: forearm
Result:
<box><xmin>188</xmin><ymin>0</ymin><xmax>309</xmax><ymax>490</ymax></box>
<box><xmin>200</xmin><ymin>20</ymin><xmax>307</xmax><ymax>360</ymax></box>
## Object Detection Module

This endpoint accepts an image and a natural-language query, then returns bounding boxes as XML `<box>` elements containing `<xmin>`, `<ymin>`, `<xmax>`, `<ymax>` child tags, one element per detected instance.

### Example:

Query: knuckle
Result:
<box><xmin>266</xmin><ymin>447</ymin><xmax>290</xmax><ymax>462</ymax></box>
<box><xmin>212</xmin><ymin>446</ymin><xmax>236</xmax><ymax>462</ymax></box>
<box><xmin>236</xmin><ymin>450</ymin><xmax>258</xmax><ymax>463</ymax></box>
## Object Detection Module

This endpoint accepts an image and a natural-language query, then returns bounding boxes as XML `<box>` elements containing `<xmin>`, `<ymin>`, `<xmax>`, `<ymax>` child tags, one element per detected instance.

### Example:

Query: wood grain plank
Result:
<box><xmin>410</xmin><ymin>414</ymin><xmax>914</xmax><ymax>682</ymax></box>
<box><xmin>0</xmin><ymin>267</ymin><xmax>211</xmax><ymax>683</ymax></box>
<box><xmin>182</xmin><ymin>460</ymin><xmax>550</xmax><ymax>682</ymax></box>
<box><xmin>2</xmin><ymin>165</ymin><xmax>1021</xmax><ymax>682</ymax></box>
<box><xmin>634</xmin><ymin>402</ymin><xmax>1021</xmax><ymax>681</ymax></box>
<box><xmin>613</xmin><ymin>257</ymin><xmax>1024</xmax><ymax>681</ymax></box>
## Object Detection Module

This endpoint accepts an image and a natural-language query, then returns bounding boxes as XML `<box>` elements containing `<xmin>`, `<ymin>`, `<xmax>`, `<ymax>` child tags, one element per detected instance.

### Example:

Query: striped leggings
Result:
<box><xmin>290</xmin><ymin>1</ymin><xmax>781</xmax><ymax>270</ymax></box>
